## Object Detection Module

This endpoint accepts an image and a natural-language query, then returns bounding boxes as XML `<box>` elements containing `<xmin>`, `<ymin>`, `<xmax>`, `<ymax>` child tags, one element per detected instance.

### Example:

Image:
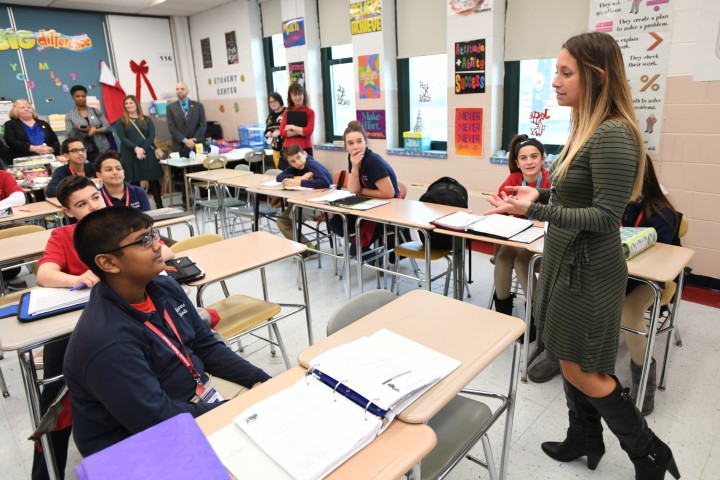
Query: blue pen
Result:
<box><xmin>70</xmin><ymin>284</ymin><xmax>87</xmax><ymax>292</ymax></box>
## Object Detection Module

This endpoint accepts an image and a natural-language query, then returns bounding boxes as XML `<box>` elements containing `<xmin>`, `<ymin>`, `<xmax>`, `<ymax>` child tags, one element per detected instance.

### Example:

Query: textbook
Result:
<box><xmin>164</xmin><ymin>256</ymin><xmax>205</xmax><ymax>283</ymax></box>
<box><xmin>232</xmin><ymin>329</ymin><xmax>460</xmax><ymax>480</ymax></box>
<box><xmin>17</xmin><ymin>287</ymin><xmax>90</xmax><ymax>322</ymax></box>
<box><xmin>76</xmin><ymin>413</ymin><xmax>227</xmax><ymax>480</ymax></box>
<box><xmin>432</xmin><ymin>211</ymin><xmax>535</xmax><ymax>240</ymax></box>
<box><xmin>620</xmin><ymin>226</ymin><xmax>657</xmax><ymax>260</ymax></box>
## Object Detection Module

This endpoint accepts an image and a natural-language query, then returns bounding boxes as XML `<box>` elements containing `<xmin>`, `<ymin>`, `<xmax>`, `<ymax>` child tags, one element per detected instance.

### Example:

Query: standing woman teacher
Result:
<box><xmin>279</xmin><ymin>83</ymin><xmax>315</xmax><ymax>156</ymax></box>
<box><xmin>113</xmin><ymin>95</ymin><xmax>164</xmax><ymax>208</ymax></box>
<box><xmin>65</xmin><ymin>85</ymin><xmax>112</xmax><ymax>163</ymax></box>
<box><xmin>486</xmin><ymin>32</ymin><xmax>678</xmax><ymax>479</ymax></box>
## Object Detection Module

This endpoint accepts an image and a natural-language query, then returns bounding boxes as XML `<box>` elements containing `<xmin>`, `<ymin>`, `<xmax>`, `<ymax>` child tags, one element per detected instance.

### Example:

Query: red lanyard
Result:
<box><xmin>634</xmin><ymin>211</ymin><xmax>644</xmax><ymax>227</ymax></box>
<box><xmin>101</xmin><ymin>186</ymin><xmax>130</xmax><ymax>206</ymax></box>
<box><xmin>144</xmin><ymin>309</ymin><xmax>203</xmax><ymax>389</ymax></box>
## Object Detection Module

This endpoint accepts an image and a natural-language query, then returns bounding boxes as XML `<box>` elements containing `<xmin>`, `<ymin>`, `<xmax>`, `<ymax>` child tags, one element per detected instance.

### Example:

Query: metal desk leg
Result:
<box><xmin>18</xmin><ymin>348</ymin><xmax>60</xmax><ymax>480</ymax></box>
<box><xmin>184</xmin><ymin>170</ymin><xmax>191</xmax><ymax>213</ymax></box>
<box><xmin>252</xmin><ymin>192</ymin><xmax>260</xmax><ymax>232</ymax></box>
<box><xmin>499</xmin><ymin>342</ymin><xmax>522</xmax><ymax>480</ymax></box>
<box><xmin>659</xmin><ymin>267</ymin><xmax>687</xmax><ymax>389</ymax></box>
<box><xmin>451</xmin><ymin>236</ymin><xmax>465</xmax><ymax>300</ymax></box>
<box><xmin>356</xmin><ymin>217</ymin><xmax>364</xmax><ymax>294</ymax></box>
<box><xmin>296</xmin><ymin>255</ymin><xmax>314</xmax><ymax>345</ymax></box>
<box><xmin>521</xmin><ymin>254</ymin><xmax>543</xmax><ymax>383</ymax></box>
<box><xmin>633</xmin><ymin>278</ymin><xmax>662</xmax><ymax>412</ymax></box>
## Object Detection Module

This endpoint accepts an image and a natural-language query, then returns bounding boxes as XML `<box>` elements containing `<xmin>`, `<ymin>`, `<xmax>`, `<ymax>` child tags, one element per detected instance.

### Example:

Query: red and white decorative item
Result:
<box><xmin>99</xmin><ymin>61</ymin><xmax>127</xmax><ymax>124</ymax></box>
<box><xmin>129</xmin><ymin>60</ymin><xmax>158</xmax><ymax>102</ymax></box>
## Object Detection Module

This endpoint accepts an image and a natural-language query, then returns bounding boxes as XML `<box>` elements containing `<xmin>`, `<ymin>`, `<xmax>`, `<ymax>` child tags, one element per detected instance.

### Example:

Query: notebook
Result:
<box><xmin>329</xmin><ymin>195</ymin><xmax>390</xmax><ymax>210</ymax></box>
<box><xmin>164</xmin><ymin>257</ymin><xmax>205</xmax><ymax>283</ymax></box>
<box><xmin>432</xmin><ymin>212</ymin><xmax>535</xmax><ymax>240</ymax></box>
<box><xmin>76</xmin><ymin>413</ymin><xmax>227</xmax><ymax>480</ymax></box>
<box><xmin>17</xmin><ymin>287</ymin><xmax>90</xmax><ymax>322</ymax></box>
<box><xmin>228</xmin><ymin>329</ymin><xmax>460</xmax><ymax>480</ymax></box>
<box><xmin>286</xmin><ymin>110</ymin><xmax>308</xmax><ymax>128</ymax></box>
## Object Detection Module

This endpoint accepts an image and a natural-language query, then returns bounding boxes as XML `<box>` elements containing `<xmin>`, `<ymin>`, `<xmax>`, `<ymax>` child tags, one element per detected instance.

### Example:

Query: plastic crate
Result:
<box><xmin>403</xmin><ymin>131</ymin><xmax>431</xmax><ymax>151</ymax></box>
<box><xmin>238</xmin><ymin>125</ymin><xmax>265</xmax><ymax>148</ymax></box>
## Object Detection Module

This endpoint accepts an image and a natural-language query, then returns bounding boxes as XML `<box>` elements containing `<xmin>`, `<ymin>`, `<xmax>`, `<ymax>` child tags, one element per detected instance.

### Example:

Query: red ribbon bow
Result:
<box><xmin>129</xmin><ymin>60</ymin><xmax>157</xmax><ymax>102</ymax></box>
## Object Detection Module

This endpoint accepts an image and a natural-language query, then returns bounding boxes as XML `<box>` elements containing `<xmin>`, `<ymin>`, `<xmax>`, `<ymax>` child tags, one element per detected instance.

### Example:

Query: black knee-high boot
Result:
<box><xmin>542</xmin><ymin>376</ymin><xmax>606</xmax><ymax>470</ymax></box>
<box><xmin>148</xmin><ymin>180</ymin><xmax>164</xmax><ymax>208</ymax></box>
<box><xmin>586</xmin><ymin>376</ymin><xmax>680</xmax><ymax>480</ymax></box>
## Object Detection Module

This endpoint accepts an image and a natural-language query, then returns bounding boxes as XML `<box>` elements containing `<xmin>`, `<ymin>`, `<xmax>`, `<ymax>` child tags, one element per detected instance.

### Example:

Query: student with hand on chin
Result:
<box><xmin>64</xmin><ymin>207</ymin><xmax>271</xmax><ymax>457</ymax></box>
<box><xmin>95</xmin><ymin>151</ymin><xmax>151</xmax><ymax>211</ymax></box>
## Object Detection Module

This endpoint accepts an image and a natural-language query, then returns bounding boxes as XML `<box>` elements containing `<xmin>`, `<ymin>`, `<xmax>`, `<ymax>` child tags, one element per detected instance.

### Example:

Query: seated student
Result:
<box><xmin>95</xmin><ymin>150</ymin><xmax>151</xmax><ymax>211</ymax></box>
<box><xmin>328</xmin><ymin>120</ymin><xmax>399</xmax><ymax>256</ymax></box>
<box><xmin>46</xmin><ymin>137</ymin><xmax>97</xmax><ymax>197</ymax></box>
<box><xmin>31</xmin><ymin>177</ymin><xmax>175</xmax><ymax>479</ymax></box>
<box><xmin>275</xmin><ymin>144</ymin><xmax>332</xmax><ymax>248</ymax></box>
<box><xmin>64</xmin><ymin>207</ymin><xmax>271</xmax><ymax>457</ymax></box>
<box><xmin>0</xmin><ymin>167</ymin><xmax>26</xmax><ymax>209</ymax></box>
<box><xmin>492</xmin><ymin>135</ymin><xmax>550</xmax><ymax>341</ymax></box>
<box><xmin>527</xmin><ymin>157</ymin><xmax>679</xmax><ymax>401</ymax></box>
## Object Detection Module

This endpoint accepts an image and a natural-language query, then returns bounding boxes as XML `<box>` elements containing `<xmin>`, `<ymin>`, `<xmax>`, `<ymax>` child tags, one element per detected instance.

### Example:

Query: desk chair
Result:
<box><xmin>245</xmin><ymin>150</ymin><xmax>267</xmax><ymax>174</ymax></box>
<box><xmin>193</xmin><ymin>156</ymin><xmax>247</xmax><ymax>234</ymax></box>
<box><xmin>390</xmin><ymin>240</ymin><xmax>453</xmax><ymax>296</ymax></box>
<box><xmin>0</xmin><ymin>225</ymin><xmax>45</xmax><ymax>294</ymax></box>
<box><xmin>0</xmin><ymin>288</ymin><xmax>33</xmax><ymax>398</ymax></box>
<box><xmin>170</xmin><ymin>235</ymin><xmax>291</xmax><ymax>368</ymax></box>
<box><xmin>327</xmin><ymin>291</ymin><xmax>514</xmax><ymax>480</ymax></box>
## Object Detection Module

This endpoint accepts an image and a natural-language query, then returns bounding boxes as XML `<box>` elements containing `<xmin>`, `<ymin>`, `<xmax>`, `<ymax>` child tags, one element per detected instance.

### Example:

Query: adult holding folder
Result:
<box><xmin>485</xmin><ymin>32</ymin><xmax>678</xmax><ymax>479</ymax></box>
<box><xmin>279</xmin><ymin>83</ymin><xmax>315</xmax><ymax>156</ymax></box>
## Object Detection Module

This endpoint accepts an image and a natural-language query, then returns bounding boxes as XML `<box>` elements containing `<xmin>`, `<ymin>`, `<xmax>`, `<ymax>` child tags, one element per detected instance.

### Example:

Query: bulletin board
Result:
<box><xmin>10</xmin><ymin>6</ymin><xmax>110</xmax><ymax>116</ymax></box>
<box><xmin>0</xmin><ymin>8</ymin><xmax>30</xmax><ymax>102</ymax></box>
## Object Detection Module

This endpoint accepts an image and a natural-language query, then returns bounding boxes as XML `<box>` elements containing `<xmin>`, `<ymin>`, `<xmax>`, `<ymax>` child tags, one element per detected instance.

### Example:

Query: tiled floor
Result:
<box><xmin>1</xmin><ymin>219</ymin><xmax>717</xmax><ymax>479</ymax></box>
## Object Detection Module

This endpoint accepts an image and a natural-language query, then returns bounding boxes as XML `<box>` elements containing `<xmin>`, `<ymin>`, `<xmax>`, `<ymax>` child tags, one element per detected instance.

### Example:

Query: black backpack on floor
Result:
<box><xmin>419</xmin><ymin>177</ymin><xmax>468</xmax><ymax>249</ymax></box>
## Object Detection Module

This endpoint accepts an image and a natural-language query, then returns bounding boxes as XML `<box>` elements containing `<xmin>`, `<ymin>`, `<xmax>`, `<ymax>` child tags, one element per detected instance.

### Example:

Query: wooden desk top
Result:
<box><xmin>185</xmin><ymin>169</ymin><xmax>253</xmax><ymax>182</ymax></box>
<box><xmin>217</xmin><ymin>174</ymin><xmax>276</xmax><ymax>189</ymax></box>
<box><xmin>528</xmin><ymin>240</ymin><xmax>695</xmax><ymax>283</ymax></box>
<box><xmin>45</xmin><ymin>196</ymin><xmax>63</xmax><ymax>208</ymax></box>
<box><xmin>183</xmin><ymin>231</ymin><xmax>307</xmax><ymax>287</ymax></box>
<box><xmin>0</xmin><ymin>201</ymin><xmax>61</xmax><ymax>224</ymax></box>
<box><xmin>0</xmin><ymin>229</ymin><xmax>52</xmax><ymax>263</ymax></box>
<box><xmin>160</xmin><ymin>157</ymin><xmax>204</xmax><ymax>169</ymax></box>
<box><xmin>245</xmin><ymin>185</ymin><xmax>321</xmax><ymax>200</ymax></box>
<box><xmin>153</xmin><ymin>214</ymin><xmax>195</xmax><ymax>229</ymax></box>
<box><xmin>287</xmin><ymin>191</ymin><xmax>355</xmax><ymax>214</ymax></box>
<box><xmin>352</xmin><ymin>198</ymin><xmax>468</xmax><ymax>230</ymax></box>
<box><xmin>433</xmin><ymin>227</ymin><xmax>540</xmax><ymax>249</ymax></box>
<box><xmin>0</xmin><ymin>307</ymin><xmax>81</xmax><ymax>352</ymax></box>
<box><xmin>299</xmin><ymin>290</ymin><xmax>526</xmax><ymax>423</ymax></box>
<box><xmin>196</xmin><ymin>367</ymin><xmax>437</xmax><ymax>480</ymax></box>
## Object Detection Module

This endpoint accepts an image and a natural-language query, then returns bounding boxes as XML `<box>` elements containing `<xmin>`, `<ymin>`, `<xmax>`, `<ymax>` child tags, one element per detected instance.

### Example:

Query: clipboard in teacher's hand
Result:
<box><xmin>286</xmin><ymin>110</ymin><xmax>307</xmax><ymax>128</ymax></box>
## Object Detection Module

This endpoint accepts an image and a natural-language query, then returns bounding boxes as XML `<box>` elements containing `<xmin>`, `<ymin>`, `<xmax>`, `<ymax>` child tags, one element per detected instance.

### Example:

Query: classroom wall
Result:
<box><xmin>660</xmin><ymin>0</ymin><xmax>720</xmax><ymax>278</ymax></box>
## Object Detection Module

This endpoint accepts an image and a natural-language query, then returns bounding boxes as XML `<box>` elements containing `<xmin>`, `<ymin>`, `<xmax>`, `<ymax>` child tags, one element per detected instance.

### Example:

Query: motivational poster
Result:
<box><xmin>289</xmin><ymin>61</ymin><xmax>305</xmax><ymax>86</ymax></box>
<box><xmin>282</xmin><ymin>17</ymin><xmax>306</xmax><ymax>48</ymax></box>
<box><xmin>358</xmin><ymin>54</ymin><xmax>381</xmax><ymax>99</ymax></box>
<box><xmin>455</xmin><ymin>108</ymin><xmax>483</xmax><ymax>156</ymax></box>
<box><xmin>356</xmin><ymin>110</ymin><xmax>386</xmax><ymax>139</ymax></box>
<box><xmin>454</xmin><ymin>38</ymin><xmax>485</xmax><ymax>94</ymax></box>
<box><xmin>350</xmin><ymin>0</ymin><xmax>382</xmax><ymax>35</ymax></box>
<box><xmin>225</xmin><ymin>31</ymin><xmax>238</xmax><ymax>65</ymax></box>
<box><xmin>200</xmin><ymin>37</ymin><xmax>212</xmax><ymax>69</ymax></box>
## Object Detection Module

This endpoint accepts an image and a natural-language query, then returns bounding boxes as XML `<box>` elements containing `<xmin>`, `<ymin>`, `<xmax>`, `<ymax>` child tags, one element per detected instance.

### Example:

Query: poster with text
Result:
<box><xmin>455</xmin><ymin>108</ymin><xmax>483</xmax><ymax>156</ymax></box>
<box><xmin>356</xmin><ymin>110</ymin><xmax>386</xmax><ymax>139</ymax></box>
<box><xmin>358</xmin><ymin>54</ymin><xmax>381</xmax><ymax>99</ymax></box>
<box><xmin>454</xmin><ymin>39</ymin><xmax>485</xmax><ymax>94</ymax></box>
<box><xmin>282</xmin><ymin>18</ymin><xmax>305</xmax><ymax>48</ymax></box>
<box><xmin>448</xmin><ymin>0</ymin><xmax>492</xmax><ymax>16</ymax></box>
<box><xmin>200</xmin><ymin>37</ymin><xmax>212</xmax><ymax>69</ymax></box>
<box><xmin>289</xmin><ymin>62</ymin><xmax>305</xmax><ymax>86</ymax></box>
<box><xmin>590</xmin><ymin>0</ymin><xmax>674</xmax><ymax>154</ymax></box>
<box><xmin>225</xmin><ymin>31</ymin><xmax>238</xmax><ymax>65</ymax></box>
<box><xmin>350</xmin><ymin>0</ymin><xmax>382</xmax><ymax>35</ymax></box>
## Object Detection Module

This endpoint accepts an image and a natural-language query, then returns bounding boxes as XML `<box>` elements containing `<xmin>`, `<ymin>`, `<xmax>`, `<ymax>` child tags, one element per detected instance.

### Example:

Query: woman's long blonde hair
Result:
<box><xmin>553</xmin><ymin>32</ymin><xmax>645</xmax><ymax>201</ymax></box>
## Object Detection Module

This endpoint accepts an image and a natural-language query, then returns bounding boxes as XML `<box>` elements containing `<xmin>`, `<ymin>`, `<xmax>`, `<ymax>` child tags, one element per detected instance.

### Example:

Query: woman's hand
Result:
<box><xmin>87</xmin><ymin>126</ymin><xmax>97</xmax><ymax>137</ymax></box>
<box><xmin>284</xmin><ymin>124</ymin><xmax>300</xmax><ymax>137</ymax></box>
<box><xmin>135</xmin><ymin>146</ymin><xmax>146</xmax><ymax>160</ymax></box>
<box><xmin>484</xmin><ymin>185</ymin><xmax>539</xmax><ymax>216</ymax></box>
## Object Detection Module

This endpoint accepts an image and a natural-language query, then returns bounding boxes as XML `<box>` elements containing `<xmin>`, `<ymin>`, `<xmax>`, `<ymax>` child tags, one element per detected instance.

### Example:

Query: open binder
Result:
<box><xmin>230</xmin><ymin>329</ymin><xmax>460</xmax><ymax>480</ymax></box>
<box><xmin>432</xmin><ymin>211</ymin><xmax>539</xmax><ymax>241</ymax></box>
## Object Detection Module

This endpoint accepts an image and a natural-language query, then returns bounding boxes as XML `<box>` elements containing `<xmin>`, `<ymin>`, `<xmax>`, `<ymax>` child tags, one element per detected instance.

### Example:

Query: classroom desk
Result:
<box><xmin>0</xmin><ymin>308</ymin><xmax>82</xmax><ymax>480</ymax></box>
<box><xmin>181</xmin><ymin>231</ymin><xmax>314</xmax><ymax>349</ymax></box>
<box><xmin>160</xmin><ymin>157</ymin><xmax>203</xmax><ymax>211</ymax></box>
<box><xmin>288</xmin><ymin>192</ymin><xmax>356</xmax><ymax>298</ymax></box>
<box><xmin>350</xmin><ymin>198</ymin><xmax>468</xmax><ymax>293</ymax></box>
<box><xmin>216</xmin><ymin>173</ymin><xmax>276</xmax><ymax>234</ymax></box>
<box><xmin>524</xmin><ymin>240</ymin><xmax>695</xmax><ymax>410</ymax></box>
<box><xmin>185</xmin><ymin>169</ymin><xmax>253</xmax><ymax>236</ymax></box>
<box><xmin>299</xmin><ymin>289</ymin><xmax>526</xmax><ymax>479</ymax></box>
<box><xmin>196</xmin><ymin>367</ymin><xmax>437</xmax><ymax>480</ymax></box>
<box><xmin>0</xmin><ymin>201</ymin><xmax>62</xmax><ymax>228</ymax></box>
<box><xmin>0</xmin><ymin>229</ymin><xmax>52</xmax><ymax>295</ymax></box>
<box><xmin>150</xmin><ymin>212</ymin><xmax>196</xmax><ymax>238</ymax></box>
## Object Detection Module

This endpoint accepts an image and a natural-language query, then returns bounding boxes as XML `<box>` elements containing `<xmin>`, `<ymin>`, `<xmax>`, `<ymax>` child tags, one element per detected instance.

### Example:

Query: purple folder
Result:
<box><xmin>76</xmin><ymin>413</ymin><xmax>228</xmax><ymax>479</ymax></box>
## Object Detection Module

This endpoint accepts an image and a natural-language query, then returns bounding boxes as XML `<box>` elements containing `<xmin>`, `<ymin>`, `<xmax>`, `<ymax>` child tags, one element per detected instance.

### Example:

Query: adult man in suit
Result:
<box><xmin>166</xmin><ymin>82</ymin><xmax>207</xmax><ymax>157</ymax></box>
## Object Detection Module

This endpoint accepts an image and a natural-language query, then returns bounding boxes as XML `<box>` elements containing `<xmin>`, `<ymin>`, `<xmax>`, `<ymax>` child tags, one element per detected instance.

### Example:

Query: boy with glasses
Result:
<box><xmin>46</xmin><ymin>137</ymin><xmax>98</xmax><ymax>197</ymax></box>
<box><xmin>64</xmin><ymin>207</ymin><xmax>270</xmax><ymax>457</ymax></box>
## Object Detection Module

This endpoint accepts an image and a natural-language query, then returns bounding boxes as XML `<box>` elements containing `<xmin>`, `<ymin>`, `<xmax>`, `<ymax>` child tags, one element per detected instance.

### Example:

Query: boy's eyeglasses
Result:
<box><xmin>69</xmin><ymin>148</ymin><xmax>87</xmax><ymax>153</ymax></box>
<box><xmin>102</xmin><ymin>229</ymin><xmax>159</xmax><ymax>254</ymax></box>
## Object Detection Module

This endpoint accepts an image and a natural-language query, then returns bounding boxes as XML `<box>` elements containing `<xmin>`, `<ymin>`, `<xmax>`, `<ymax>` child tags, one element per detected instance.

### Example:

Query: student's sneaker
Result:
<box><xmin>301</xmin><ymin>244</ymin><xmax>318</xmax><ymax>259</ymax></box>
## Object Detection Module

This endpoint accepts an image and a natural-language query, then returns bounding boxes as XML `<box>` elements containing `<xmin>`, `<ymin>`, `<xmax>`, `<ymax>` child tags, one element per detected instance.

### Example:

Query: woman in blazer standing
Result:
<box><xmin>3</xmin><ymin>99</ymin><xmax>61</xmax><ymax>164</ymax></box>
<box><xmin>65</xmin><ymin>85</ymin><xmax>112</xmax><ymax>163</ymax></box>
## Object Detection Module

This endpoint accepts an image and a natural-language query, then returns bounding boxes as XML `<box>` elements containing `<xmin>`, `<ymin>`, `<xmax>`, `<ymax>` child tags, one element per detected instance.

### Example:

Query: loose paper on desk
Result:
<box><xmin>232</xmin><ymin>329</ymin><xmax>460</xmax><ymax>480</ymax></box>
<box><xmin>259</xmin><ymin>180</ymin><xmax>314</xmax><ymax>191</ymax></box>
<box><xmin>308</xmin><ymin>189</ymin><xmax>355</xmax><ymax>204</ymax></box>
<box><xmin>28</xmin><ymin>287</ymin><xmax>91</xmax><ymax>316</ymax></box>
